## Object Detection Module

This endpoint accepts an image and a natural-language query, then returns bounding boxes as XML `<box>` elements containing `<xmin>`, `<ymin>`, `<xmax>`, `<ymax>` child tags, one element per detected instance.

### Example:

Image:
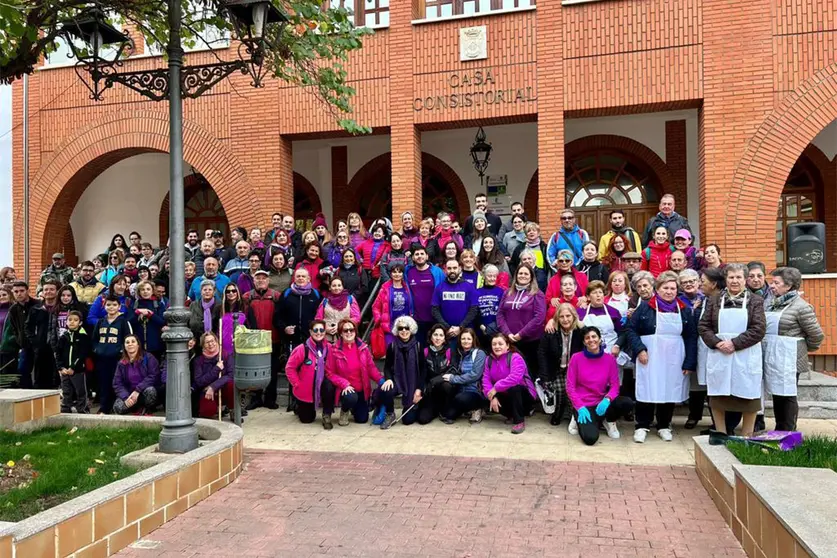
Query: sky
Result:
<box><xmin>0</xmin><ymin>85</ymin><xmax>11</xmax><ymax>265</ymax></box>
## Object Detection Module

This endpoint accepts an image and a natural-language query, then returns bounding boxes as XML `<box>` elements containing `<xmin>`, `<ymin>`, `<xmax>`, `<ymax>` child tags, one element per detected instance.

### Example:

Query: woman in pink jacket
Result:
<box><xmin>371</xmin><ymin>264</ymin><xmax>413</xmax><ymax>346</ymax></box>
<box><xmin>325</xmin><ymin>319</ymin><xmax>396</xmax><ymax>426</ymax></box>
<box><xmin>285</xmin><ymin>320</ymin><xmax>336</xmax><ymax>429</ymax></box>
<box><xmin>482</xmin><ymin>333</ymin><xmax>537</xmax><ymax>434</ymax></box>
<box><xmin>356</xmin><ymin>224</ymin><xmax>391</xmax><ymax>281</ymax></box>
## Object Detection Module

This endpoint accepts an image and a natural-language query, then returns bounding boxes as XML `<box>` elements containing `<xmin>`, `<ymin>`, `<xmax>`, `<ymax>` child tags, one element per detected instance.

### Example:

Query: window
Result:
<box><xmin>776</xmin><ymin>158</ymin><xmax>819</xmax><ymax>265</ymax></box>
<box><xmin>424</xmin><ymin>0</ymin><xmax>534</xmax><ymax>19</ymax></box>
<box><xmin>566</xmin><ymin>154</ymin><xmax>659</xmax><ymax>208</ymax></box>
<box><xmin>325</xmin><ymin>0</ymin><xmax>389</xmax><ymax>27</ymax></box>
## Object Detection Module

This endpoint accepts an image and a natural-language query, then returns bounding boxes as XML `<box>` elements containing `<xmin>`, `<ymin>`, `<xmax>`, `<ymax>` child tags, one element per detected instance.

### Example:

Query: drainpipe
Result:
<box><xmin>22</xmin><ymin>73</ymin><xmax>29</xmax><ymax>282</ymax></box>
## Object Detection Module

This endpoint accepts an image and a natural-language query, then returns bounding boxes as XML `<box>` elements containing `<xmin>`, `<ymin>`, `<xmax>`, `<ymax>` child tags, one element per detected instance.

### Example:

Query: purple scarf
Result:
<box><xmin>201</xmin><ymin>299</ymin><xmax>214</xmax><ymax>332</ymax></box>
<box><xmin>290</xmin><ymin>282</ymin><xmax>312</xmax><ymax>296</ymax></box>
<box><xmin>654</xmin><ymin>294</ymin><xmax>679</xmax><ymax>313</ymax></box>
<box><xmin>307</xmin><ymin>338</ymin><xmax>328</xmax><ymax>409</ymax></box>
<box><xmin>326</xmin><ymin>290</ymin><xmax>350</xmax><ymax>311</ymax></box>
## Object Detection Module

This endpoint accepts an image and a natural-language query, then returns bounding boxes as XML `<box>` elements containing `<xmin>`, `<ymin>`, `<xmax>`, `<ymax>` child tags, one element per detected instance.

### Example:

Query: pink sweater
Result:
<box><xmin>566</xmin><ymin>351</ymin><xmax>620</xmax><ymax>409</ymax></box>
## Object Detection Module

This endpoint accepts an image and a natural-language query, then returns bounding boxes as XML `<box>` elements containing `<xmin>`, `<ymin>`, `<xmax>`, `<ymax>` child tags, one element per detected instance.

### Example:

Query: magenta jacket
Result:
<box><xmin>325</xmin><ymin>340</ymin><xmax>383</xmax><ymax>403</ymax></box>
<box><xmin>497</xmin><ymin>288</ymin><xmax>546</xmax><ymax>343</ymax></box>
<box><xmin>286</xmin><ymin>339</ymin><xmax>329</xmax><ymax>407</ymax></box>
<box><xmin>482</xmin><ymin>351</ymin><xmax>537</xmax><ymax>399</ymax></box>
<box><xmin>566</xmin><ymin>351</ymin><xmax>620</xmax><ymax>409</ymax></box>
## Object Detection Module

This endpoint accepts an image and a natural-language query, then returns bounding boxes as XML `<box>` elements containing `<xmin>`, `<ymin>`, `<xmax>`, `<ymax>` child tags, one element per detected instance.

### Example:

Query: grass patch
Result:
<box><xmin>727</xmin><ymin>435</ymin><xmax>837</xmax><ymax>473</ymax></box>
<box><xmin>0</xmin><ymin>425</ymin><xmax>160</xmax><ymax>522</ymax></box>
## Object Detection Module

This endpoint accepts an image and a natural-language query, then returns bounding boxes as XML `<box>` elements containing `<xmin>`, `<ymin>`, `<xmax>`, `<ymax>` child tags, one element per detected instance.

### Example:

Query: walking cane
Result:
<box><xmin>390</xmin><ymin>402</ymin><xmax>418</xmax><ymax>426</ymax></box>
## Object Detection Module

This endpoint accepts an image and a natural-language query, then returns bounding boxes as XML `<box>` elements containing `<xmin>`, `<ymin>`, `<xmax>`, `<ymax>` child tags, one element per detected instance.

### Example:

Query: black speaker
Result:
<box><xmin>786</xmin><ymin>222</ymin><xmax>825</xmax><ymax>274</ymax></box>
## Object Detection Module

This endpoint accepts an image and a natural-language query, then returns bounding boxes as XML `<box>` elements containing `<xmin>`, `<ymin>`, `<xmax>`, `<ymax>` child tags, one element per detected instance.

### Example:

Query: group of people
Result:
<box><xmin>0</xmin><ymin>192</ymin><xmax>824</xmax><ymax>443</ymax></box>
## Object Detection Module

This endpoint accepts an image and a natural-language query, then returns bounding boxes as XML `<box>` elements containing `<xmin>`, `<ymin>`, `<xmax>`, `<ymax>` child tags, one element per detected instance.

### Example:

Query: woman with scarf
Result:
<box><xmin>460</xmin><ymin>250</ymin><xmax>480</xmax><ymax>286</ymax></box>
<box><xmin>98</xmin><ymin>251</ymin><xmax>124</xmax><ymax>286</ymax></box>
<box><xmin>627</xmin><ymin>271</ymin><xmax>698</xmax><ymax>443</ymax></box>
<box><xmin>325</xmin><ymin>319</ymin><xmax>395</xmax><ymax>426</ymax></box>
<box><xmin>463</xmin><ymin>212</ymin><xmax>492</xmax><ymax>256</ymax></box>
<box><xmin>502</xmin><ymin>214</ymin><xmax>527</xmax><ymax>258</ymax></box>
<box><xmin>130</xmin><ymin>280</ymin><xmax>166</xmax><ymax>362</ymax></box>
<box><xmin>267</xmin><ymin>252</ymin><xmax>293</xmax><ymax>293</ymax></box>
<box><xmin>483</xmin><ymin>333</ymin><xmax>537</xmax><ymax>434</ymax></box>
<box><xmin>219</xmin><ymin>284</ymin><xmax>248</xmax><ymax>356</ymax></box>
<box><xmin>294</xmin><ymin>242</ymin><xmax>328</xmax><ymax>292</ymax></box>
<box><xmin>602</xmin><ymin>234</ymin><xmax>629</xmax><ymax>273</ymax></box>
<box><xmin>264</xmin><ymin>229</ymin><xmax>294</xmax><ymax>269</ymax></box>
<box><xmin>545</xmin><ymin>274</ymin><xmax>581</xmax><ymax>326</ymax></box>
<box><xmin>248</xmin><ymin>228</ymin><xmax>266</xmax><ymax>251</ymax></box>
<box><xmin>399</xmin><ymin>211</ymin><xmax>420</xmax><ymax>247</ymax></box>
<box><xmin>761</xmin><ymin>267</ymin><xmax>824</xmax><ymax>431</ymax></box>
<box><xmin>545</xmin><ymin>248</ymin><xmax>588</xmax><ymax>299</ymax></box>
<box><xmin>383</xmin><ymin>315</ymin><xmax>426</xmax><ymax>426</ymax></box>
<box><xmin>429</xmin><ymin>212</ymin><xmax>464</xmax><ymax>258</ymax></box>
<box><xmin>629</xmin><ymin>271</ymin><xmax>656</xmax><ymax>314</ymax></box>
<box><xmin>236</xmin><ymin>252</ymin><xmax>263</xmax><ymax>295</ymax></box>
<box><xmin>276</xmin><ymin>268</ymin><xmax>322</xmax><ymax>349</ymax></box>
<box><xmin>577</xmin><ymin>242</ymin><xmax>610</xmax><ymax>284</ymax></box>
<box><xmin>379</xmin><ymin>232</ymin><xmax>410</xmax><ymax>281</ymax></box>
<box><xmin>337</xmin><ymin>249</ymin><xmax>369</xmax><ymax>305</ymax></box>
<box><xmin>410</xmin><ymin>219</ymin><xmax>437</xmax><ymax>262</ymax></box>
<box><xmin>286</xmin><ymin>319</ymin><xmax>336</xmax><ymax>428</ymax></box>
<box><xmin>497</xmin><ymin>264</ymin><xmax>546</xmax><ymax>375</ymax></box>
<box><xmin>191</xmin><ymin>332</ymin><xmax>235</xmax><ymax>419</ymax></box>
<box><xmin>604</xmin><ymin>271</ymin><xmax>631</xmax><ymax>317</ymax></box>
<box><xmin>641</xmin><ymin>226</ymin><xmax>674</xmax><ymax>277</ymax></box>
<box><xmin>478</xmin><ymin>236</ymin><xmax>510</xmax><ymax>280</ymax></box>
<box><xmin>698</xmin><ymin>263</ymin><xmax>766</xmax><ymax>437</ymax></box>
<box><xmin>440</xmin><ymin>328</ymin><xmax>487</xmax><ymax>423</ymax></box>
<box><xmin>347</xmin><ymin>212</ymin><xmax>368</xmax><ymax>251</ymax></box>
<box><xmin>357</xmin><ymin>224</ymin><xmax>391</xmax><ymax>283</ymax></box>
<box><xmin>87</xmin><ymin>275</ymin><xmax>133</xmax><ymax>329</ymax></box>
<box><xmin>372</xmin><ymin>264</ymin><xmax>413</xmax><ymax>346</ymax></box>
<box><xmin>188</xmin><ymin>280</ymin><xmax>219</xmax><ymax>341</ymax></box>
<box><xmin>567</xmin><ymin>326</ymin><xmax>636</xmax><ymax>444</ymax></box>
<box><xmin>476</xmin><ymin>264</ymin><xmax>505</xmax><ymax>348</ymax></box>
<box><xmin>324</xmin><ymin>229</ymin><xmax>357</xmax><ymax>269</ymax></box>
<box><xmin>316</xmin><ymin>276</ymin><xmax>361</xmax><ymax>343</ymax></box>
<box><xmin>511</xmin><ymin>222</ymin><xmax>549</xmax><ymax>277</ymax></box>
<box><xmin>538</xmin><ymin>302</ymin><xmax>584</xmax><ymax>426</ymax></box>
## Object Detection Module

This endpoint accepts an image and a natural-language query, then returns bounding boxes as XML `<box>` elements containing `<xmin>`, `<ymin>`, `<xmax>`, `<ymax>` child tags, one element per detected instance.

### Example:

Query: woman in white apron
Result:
<box><xmin>763</xmin><ymin>267</ymin><xmax>824</xmax><ymax>431</ymax></box>
<box><xmin>578</xmin><ymin>280</ymin><xmax>631</xmax><ymax>368</ymax></box>
<box><xmin>698</xmin><ymin>263</ymin><xmax>766</xmax><ymax>437</ymax></box>
<box><xmin>678</xmin><ymin>268</ymin><xmax>711</xmax><ymax>429</ymax></box>
<box><xmin>626</xmin><ymin>271</ymin><xmax>698</xmax><ymax>443</ymax></box>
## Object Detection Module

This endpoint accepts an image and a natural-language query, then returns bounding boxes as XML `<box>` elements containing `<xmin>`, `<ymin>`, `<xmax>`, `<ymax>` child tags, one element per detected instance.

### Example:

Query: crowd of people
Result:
<box><xmin>0</xmin><ymin>192</ymin><xmax>825</xmax><ymax>442</ymax></box>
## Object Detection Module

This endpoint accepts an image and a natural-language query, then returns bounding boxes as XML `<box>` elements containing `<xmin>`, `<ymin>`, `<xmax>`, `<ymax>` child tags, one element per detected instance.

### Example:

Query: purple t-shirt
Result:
<box><xmin>407</xmin><ymin>266</ymin><xmax>435</xmax><ymax>322</ymax></box>
<box><xmin>462</xmin><ymin>269</ymin><xmax>479</xmax><ymax>286</ymax></box>
<box><xmin>432</xmin><ymin>280</ymin><xmax>477</xmax><ymax>327</ymax></box>
<box><xmin>476</xmin><ymin>285</ymin><xmax>505</xmax><ymax>327</ymax></box>
<box><xmin>391</xmin><ymin>286</ymin><xmax>409</xmax><ymax>322</ymax></box>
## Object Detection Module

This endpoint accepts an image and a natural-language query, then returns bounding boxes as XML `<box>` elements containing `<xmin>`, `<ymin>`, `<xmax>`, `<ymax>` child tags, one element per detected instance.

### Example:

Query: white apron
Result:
<box><xmin>762</xmin><ymin>306</ymin><xmax>800</xmax><ymax>397</ymax></box>
<box><xmin>696</xmin><ymin>304</ymin><xmax>709</xmax><ymax>385</ymax></box>
<box><xmin>706</xmin><ymin>293</ymin><xmax>763</xmax><ymax>398</ymax></box>
<box><xmin>636</xmin><ymin>305</ymin><xmax>688</xmax><ymax>403</ymax></box>
<box><xmin>583</xmin><ymin>306</ymin><xmax>631</xmax><ymax>367</ymax></box>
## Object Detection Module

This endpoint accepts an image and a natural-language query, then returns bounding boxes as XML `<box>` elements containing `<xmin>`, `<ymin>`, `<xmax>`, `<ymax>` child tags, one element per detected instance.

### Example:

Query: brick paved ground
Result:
<box><xmin>116</xmin><ymin>450</ymin><xmax>744</xmax><ymax>558</ymax></box>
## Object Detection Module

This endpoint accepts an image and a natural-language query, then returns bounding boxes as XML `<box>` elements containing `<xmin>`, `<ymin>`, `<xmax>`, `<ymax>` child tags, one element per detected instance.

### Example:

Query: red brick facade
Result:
<box><xmin>10</xmin><ymin>0</ymin><xmax>837</xmax><ymax>282</ymax></box>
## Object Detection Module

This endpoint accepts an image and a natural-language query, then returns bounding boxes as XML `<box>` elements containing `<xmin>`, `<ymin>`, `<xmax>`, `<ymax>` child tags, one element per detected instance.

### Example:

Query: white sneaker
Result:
<box><xmin>567</xmin><ymin>417</ymin><xmax>579</xmax><ymax>436</ymax></box>
<box><xmin>633</xmin><ymin>428</ymin><xmax>649</xmax><ymax>443</ymax></box>
<box><xmin>658</xmin><ymin>428</ymin><xmax>673</xmax><ymax>442</ymax></box>
<box><xmin>604</xmin><ymin>420</ymin><xmax>621</xmax><ymax>439</ymax></box>
<box><xmin>469</xmin><ymin>408</ymin><xmax>483</xmax><ymax>423</ymax></box>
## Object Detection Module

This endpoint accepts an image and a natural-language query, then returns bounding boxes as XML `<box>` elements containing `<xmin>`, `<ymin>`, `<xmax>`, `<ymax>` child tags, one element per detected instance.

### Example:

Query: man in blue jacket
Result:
<box><xmin>188</xmin><ymin>257</ymin><xmax>230</xmax><ymax>302</ymax></box>
<box><xmin>546</xmin><ymin>208</ymin><xmax>590</xmax><ymax>268</ymax></box>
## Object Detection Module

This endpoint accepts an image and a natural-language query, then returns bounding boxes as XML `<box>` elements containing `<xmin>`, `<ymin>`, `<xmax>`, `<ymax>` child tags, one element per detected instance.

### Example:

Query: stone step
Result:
<box><xmin>797</xmin><ymin>371</ymin><xmax>837</xmax><ymax>402</ymax></box>
<box><xmin>762</xmin><ymin>400</ymin><xmax>837</xmax><ymax>419</ymax></box>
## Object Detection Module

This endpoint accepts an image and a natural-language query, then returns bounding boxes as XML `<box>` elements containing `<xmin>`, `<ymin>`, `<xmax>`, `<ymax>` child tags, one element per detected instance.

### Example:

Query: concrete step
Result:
<box><xmin>797</xmin><ymin>372</ymin><xmax>837</xmax><ymax>402</ymax></box>
<box><xmin>762</xmin><ymin>400</ymin><xmax>837</xmax><ymax>419</ymax></box>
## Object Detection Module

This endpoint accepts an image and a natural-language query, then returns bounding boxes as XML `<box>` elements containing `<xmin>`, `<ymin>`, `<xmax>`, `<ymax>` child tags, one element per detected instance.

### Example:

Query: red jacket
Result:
<box><xmin>325</xmin><ymin>340</ymin><xmax>382</xmax><ymax>404</ymax></box>
<box><xmin>356</xmin><ymin>239</ymin><xmax>391</xmax><ymax>279</ymax></box>
<box><xmin>372</xmin><ymin>280</ymin><xmax>413</xmax><ymax>335</ymax></box>
<box><xmin>243</xmin><ymin>288</ymin><xmax>280</xmax><ymax>343</ymax></box>
<box><xmin>294</xmin><ymin>258</ymin><xmax>326</xmax><ymax>291</ymax></box>
<box><xmin>641</xmin><ymin>242</ymin><xmax>673</xmax><ymax>277</ymax></box>
<box><xmin>544</xmin><ymin>269</ymin><xmax>587</xmax><ymax>322</ymax></box>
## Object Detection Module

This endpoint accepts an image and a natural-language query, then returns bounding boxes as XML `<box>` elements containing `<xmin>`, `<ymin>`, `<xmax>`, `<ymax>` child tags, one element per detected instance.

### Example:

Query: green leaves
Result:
<box><xmin>0</xmin><ymin>0</ymin><xmax>370</xmax><ymax>133</ymax></box>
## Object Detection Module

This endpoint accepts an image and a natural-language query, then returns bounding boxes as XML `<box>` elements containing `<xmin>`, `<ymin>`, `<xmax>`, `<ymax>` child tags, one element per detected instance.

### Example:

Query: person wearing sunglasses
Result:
<box><xmin>236</xmin><ymin>252</ymin><xmax>264</xmax><ymax>295</ymax></box>
<box><xmin>325</xmin><ymin>319</ymin><xmax>394</xmax><ymax>426</ymax></box>
<box><xmin>546</xmin><ymin>208</ymin><xmax>590</xmax><ymax>268</ymax></box>
<box><xmin>382</xmin><ymin>316</ymin><xmax>425</xmax><ymax>428</ymax></box>
<box><xmin>286</xmin><ymin>320</ymin><xmax>336</xmax><ymax>429</ymax></box>
<box><xmin>219</xmin><ymin>284</ymin><xmax>247</xmax><ymax>356</ymax></box>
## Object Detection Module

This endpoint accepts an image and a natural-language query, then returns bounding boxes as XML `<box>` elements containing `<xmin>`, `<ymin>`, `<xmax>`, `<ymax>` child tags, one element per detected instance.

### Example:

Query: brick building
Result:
<box><xmin>10</xmin><ymin>0</ymin><xmax>837</xmax><ymax>365</ymax></box>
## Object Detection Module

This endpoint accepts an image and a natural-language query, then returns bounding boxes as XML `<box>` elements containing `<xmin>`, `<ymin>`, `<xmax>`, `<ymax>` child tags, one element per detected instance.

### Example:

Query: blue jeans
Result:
<box><xmin>17</xmin><ymin>349</ymin><xmax>34</xmax><ymax>388</ymax></box>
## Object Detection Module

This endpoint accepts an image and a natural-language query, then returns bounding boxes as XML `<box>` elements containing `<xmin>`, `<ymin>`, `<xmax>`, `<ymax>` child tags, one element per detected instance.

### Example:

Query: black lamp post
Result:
<box><xmin>469</xmin><ymin>126</ymin><xmax>493</xmax><ymax>185</ymax></box>
<box><xmin>59</xmin><ymin>0</ymin><xmax>287</xmax><ymax>454</ymax></box>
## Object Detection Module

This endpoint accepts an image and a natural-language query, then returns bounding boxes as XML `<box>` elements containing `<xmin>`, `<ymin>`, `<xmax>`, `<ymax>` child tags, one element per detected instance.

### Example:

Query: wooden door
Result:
<box><xmin>575</xmin><ymin>205</ymin><xmax>658</xmax><ymax>246</ymax></box>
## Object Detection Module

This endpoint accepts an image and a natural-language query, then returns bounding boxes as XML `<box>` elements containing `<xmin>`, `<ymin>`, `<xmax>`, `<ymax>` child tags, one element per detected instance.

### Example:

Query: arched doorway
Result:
<box><xmin>349</xmin><ymin>153</ymin><xmax>469</xmax><ymax>225</ymax></box>
<box><xmin>294</xmin><ymin>172</ymin><xmax>323</xmax><ymax>231</ymax></box>
<box><xmin>775</xmin><ymin>149</ymin><xmax>826</xmax><ymax>266</ymax></box>
<box><xmin>159</xmin><ymin>173</ymin><xmax>230</xmax><ymax>243</ymax></box>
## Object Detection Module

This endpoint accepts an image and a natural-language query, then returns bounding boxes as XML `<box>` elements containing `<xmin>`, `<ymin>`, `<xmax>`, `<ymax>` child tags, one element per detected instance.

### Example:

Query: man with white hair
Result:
<box><xmin>642</xmin><ymin>194</ymin><xmax>692</xmax><ymax>245</ymax></box>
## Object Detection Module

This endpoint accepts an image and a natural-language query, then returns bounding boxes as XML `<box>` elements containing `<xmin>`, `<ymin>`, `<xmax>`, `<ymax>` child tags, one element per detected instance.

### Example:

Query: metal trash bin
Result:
<box><xmin>232</xmin><ymin>328</ymin><xmax>272</xmax><ymax>425</ymax></box>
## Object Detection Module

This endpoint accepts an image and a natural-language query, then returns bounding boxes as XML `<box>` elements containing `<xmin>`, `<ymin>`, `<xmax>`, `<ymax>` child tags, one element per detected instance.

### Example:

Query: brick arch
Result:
<box><xmin>18</xmin><ymin>110</ymin><xmax>261</xmax><ymax>283</ymax></box>
<box><xmin>293</xmin><ymin>171</ymin><xmax>323</xmax><ymax>222</ymax></box>
<box><xmin>725</xmin><ymin>62</ymin><xmax>837</xmax><ymax>263</ymax></box>
<box><xmin>62</xmin><ymin>224</ymin><xmax>78</xmax><ymax>267</ymax></box>
<box><xmin>523</xmin><ymin>134</ymin><xmax>674</xmax><ymax>222</ymax></box>
<box><xmin>347</xmin><ymin>152</ymin><xmax>470</xmax><ymax>222</ymax></box>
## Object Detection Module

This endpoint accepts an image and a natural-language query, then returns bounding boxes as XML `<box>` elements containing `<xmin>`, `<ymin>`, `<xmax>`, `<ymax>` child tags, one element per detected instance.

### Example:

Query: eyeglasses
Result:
<box><xmin>561</xmin><ymin>216</ymin><xmax>574</xmax><ymax>221</ymax></box>
<box><xmin>342</xmin><ymin>328</ymin><xmax>355</xmax><ymax>333</ymax></box>
<box><xmin>558</xmin><ymin>259</ymin><xmax>572</xmax><ymax>264</ymax></box>
<box><xmin>397</xmin><ymin>326</ymin><xmax>411</xmax><ymax>332</ymax></box>
<box><xmin>225</xmin><ymin>290</ymin><xmax>237</xmax><ymax>294</ymax></box>
<box><xmin>311</xmin><ymin>327</ymin><xmax>325</xmax><ymax>333</ymax></box>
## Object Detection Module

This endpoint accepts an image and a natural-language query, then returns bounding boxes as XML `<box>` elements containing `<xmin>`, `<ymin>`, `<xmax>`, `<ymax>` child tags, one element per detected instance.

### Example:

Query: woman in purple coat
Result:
<box><xmin>191</xmin><ymin>332</ymin><xmax>235</xmax><ymax>419</ymax></box>
<box><xmin>496</xmin><ymin>264</ymin><xmax>546</xmax><ymax>375</ymax></box>
<box><xmin>112</xmin><ymin>335</ymin><xmax>160</xmax><ymax>415</ymax></box>
<box><xmin>483</xmin><ymin>333</ymin><xmax>537</xmax><ymax>434</ymax></box>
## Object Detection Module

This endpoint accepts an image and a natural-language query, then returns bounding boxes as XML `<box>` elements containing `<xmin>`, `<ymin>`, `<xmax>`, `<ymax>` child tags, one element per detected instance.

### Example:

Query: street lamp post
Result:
<box><xmin>60</xmin><ymin>0</ymin><xmax>286</xmax><ymax>453</ymax></box>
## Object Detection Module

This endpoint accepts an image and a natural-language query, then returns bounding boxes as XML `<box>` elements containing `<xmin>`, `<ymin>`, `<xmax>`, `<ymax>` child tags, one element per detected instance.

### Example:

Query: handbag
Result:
<box><xmin>370</xmin><ymin>325</ymin><xmax>387</xmax><ymax>359</ymax></box>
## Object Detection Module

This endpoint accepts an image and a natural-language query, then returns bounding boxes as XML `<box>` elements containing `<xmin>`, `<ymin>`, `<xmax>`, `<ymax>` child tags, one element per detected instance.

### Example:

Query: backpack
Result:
<box><xmin>643</xmin><ymin>245</ymin><xmax>676</xmax><ymax>260</ymax></box>
<box><xmin>487</xmin><ymin>352</ymin><xmax>513</xmax><ymax>376</ymax></box>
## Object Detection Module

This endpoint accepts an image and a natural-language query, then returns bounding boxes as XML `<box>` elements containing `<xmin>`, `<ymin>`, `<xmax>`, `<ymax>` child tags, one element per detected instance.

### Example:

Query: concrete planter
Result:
<box><xmin>694</xmin><ymin>436</ymin><xmax>836</xmax><ymax>558</ymax></box>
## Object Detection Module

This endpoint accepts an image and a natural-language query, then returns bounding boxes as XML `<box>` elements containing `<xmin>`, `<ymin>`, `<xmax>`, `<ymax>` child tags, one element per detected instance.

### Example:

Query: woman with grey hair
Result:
<box><xmin>188</xmin><ymin>279</ymin><xmax>218</xmax><ymax>341</ymax></box>
<box><xmin>699</xmin><ymin>263</ymin><xmax>766</xmax><ymax>436</ymax></box>
<box><xmin>764</xmin><ymin>267</ymin><xmax>824</xmax><ymax>431</ymax></box>
<box><xmin>382</xmin><ymin>315</ymin><xmax>425</xmax><ymax>428</ymax></box>
<box><xmin>677</xmin><ymin>269</ymin><xmax>703</xmax><ymax>309</ymax></box>
<box><xmin>679</xmin><ymin>268</ymin><xmax>706</xmax><ymax>429</ymax></box>
<box><xmin>629</xmin><ymin>271</ymin><xmax>655</xmax><ymax>315</ymax></box>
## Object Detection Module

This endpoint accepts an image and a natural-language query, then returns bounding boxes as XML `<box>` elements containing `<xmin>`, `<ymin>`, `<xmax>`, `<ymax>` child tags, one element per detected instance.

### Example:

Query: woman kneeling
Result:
<box><xmin>567</xmin><ymin>326</ymin><xmax>635</xmax><ymax>444</ymax></box>
<box><xmin>483</xmin><ymin>333</ymin><xmax>537</xmax><ymax>434</ymax></box>
<box><xmin>286</xmin><ymin>319</ymin><xmax>337</xmax><ymax>429</ymax></box>
<box><xmin>112</xmin><ymin>335</ymin><xmax>160</xmax><ymax>415</ymax></box>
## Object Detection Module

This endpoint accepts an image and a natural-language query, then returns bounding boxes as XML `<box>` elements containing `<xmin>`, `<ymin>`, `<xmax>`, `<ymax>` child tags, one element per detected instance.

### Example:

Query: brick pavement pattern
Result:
<box><xmin>116</xmin><ymin>450</ymin><xmax>744</xmax><ymax>558</ymax></box>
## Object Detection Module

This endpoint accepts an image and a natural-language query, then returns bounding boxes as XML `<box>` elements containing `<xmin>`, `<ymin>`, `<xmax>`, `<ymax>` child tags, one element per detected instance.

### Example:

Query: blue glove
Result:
<box><xmin>595</xmin><ymin>397</ymin><xmax>611</xmax><ymax>416</ymax></box>
<box><xmin>576</xmin><ymin>407</ymin><xmax>592</xmax><ymax>424</ymax></box>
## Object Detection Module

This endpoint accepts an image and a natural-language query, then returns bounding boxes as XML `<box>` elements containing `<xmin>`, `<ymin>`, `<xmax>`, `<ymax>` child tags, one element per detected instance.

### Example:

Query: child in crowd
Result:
<box><xmin>55</xmin><ymin>310</ymin><xmax>91</xmax><ymax>413</ymax></box>
<box><xmin>92</xmin><ymin>296</ymin><xmax>133</xmax><ymax>414</ymax></box>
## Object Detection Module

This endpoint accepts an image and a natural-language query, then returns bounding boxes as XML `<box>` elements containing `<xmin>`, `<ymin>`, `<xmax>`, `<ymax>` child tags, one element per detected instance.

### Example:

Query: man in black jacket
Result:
<box><xmin>26</xmin><ymin>279</ymin><xmax>61</xmax><ymax>388</ymax></box>
<box><xmin>8</xmin><ymin>281</ymin><xmax>39</xmax><ymax>388</ymax></box>
<box><xmin>642</xmin><ymin>194</ymin><xmax>693</xmax><ymax>245</ymax></box>
<box><xmin>462</xmin><ymin>193</ymin><xmax>503</xmax><ymax>237</ymax></box>
<box><xmin>275</xmin><ymin>268</ymin><xmax>321</xmax><ymax>349</ymax></box>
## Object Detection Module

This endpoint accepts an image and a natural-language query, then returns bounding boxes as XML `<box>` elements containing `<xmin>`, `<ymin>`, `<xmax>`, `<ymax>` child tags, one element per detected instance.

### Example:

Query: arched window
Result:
<box><xmin>184</xmin><ymin>180</ymin><xmax>229</xmax><ymax>238</ymax></box>
<box><xmin>357</xmin><ymin>167</ymin><xmax>459</xmax><ymax>224</ymax></box>
<box><xmin>776</xmin><ymin>156</ymin><xmax>820</xmax><ymax>265</ymax></box>
<box><xmin>565</xmin><ymin>152</ymin><xmax>661</xmax><ymax>242</ymax></box>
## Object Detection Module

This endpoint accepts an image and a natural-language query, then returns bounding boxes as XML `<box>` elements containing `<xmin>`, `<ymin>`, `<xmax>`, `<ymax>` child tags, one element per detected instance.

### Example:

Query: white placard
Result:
<box><xmin>460</xmin><ymin>26</ymin><xmax>487</xmax><ymax>62</ymax></box>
